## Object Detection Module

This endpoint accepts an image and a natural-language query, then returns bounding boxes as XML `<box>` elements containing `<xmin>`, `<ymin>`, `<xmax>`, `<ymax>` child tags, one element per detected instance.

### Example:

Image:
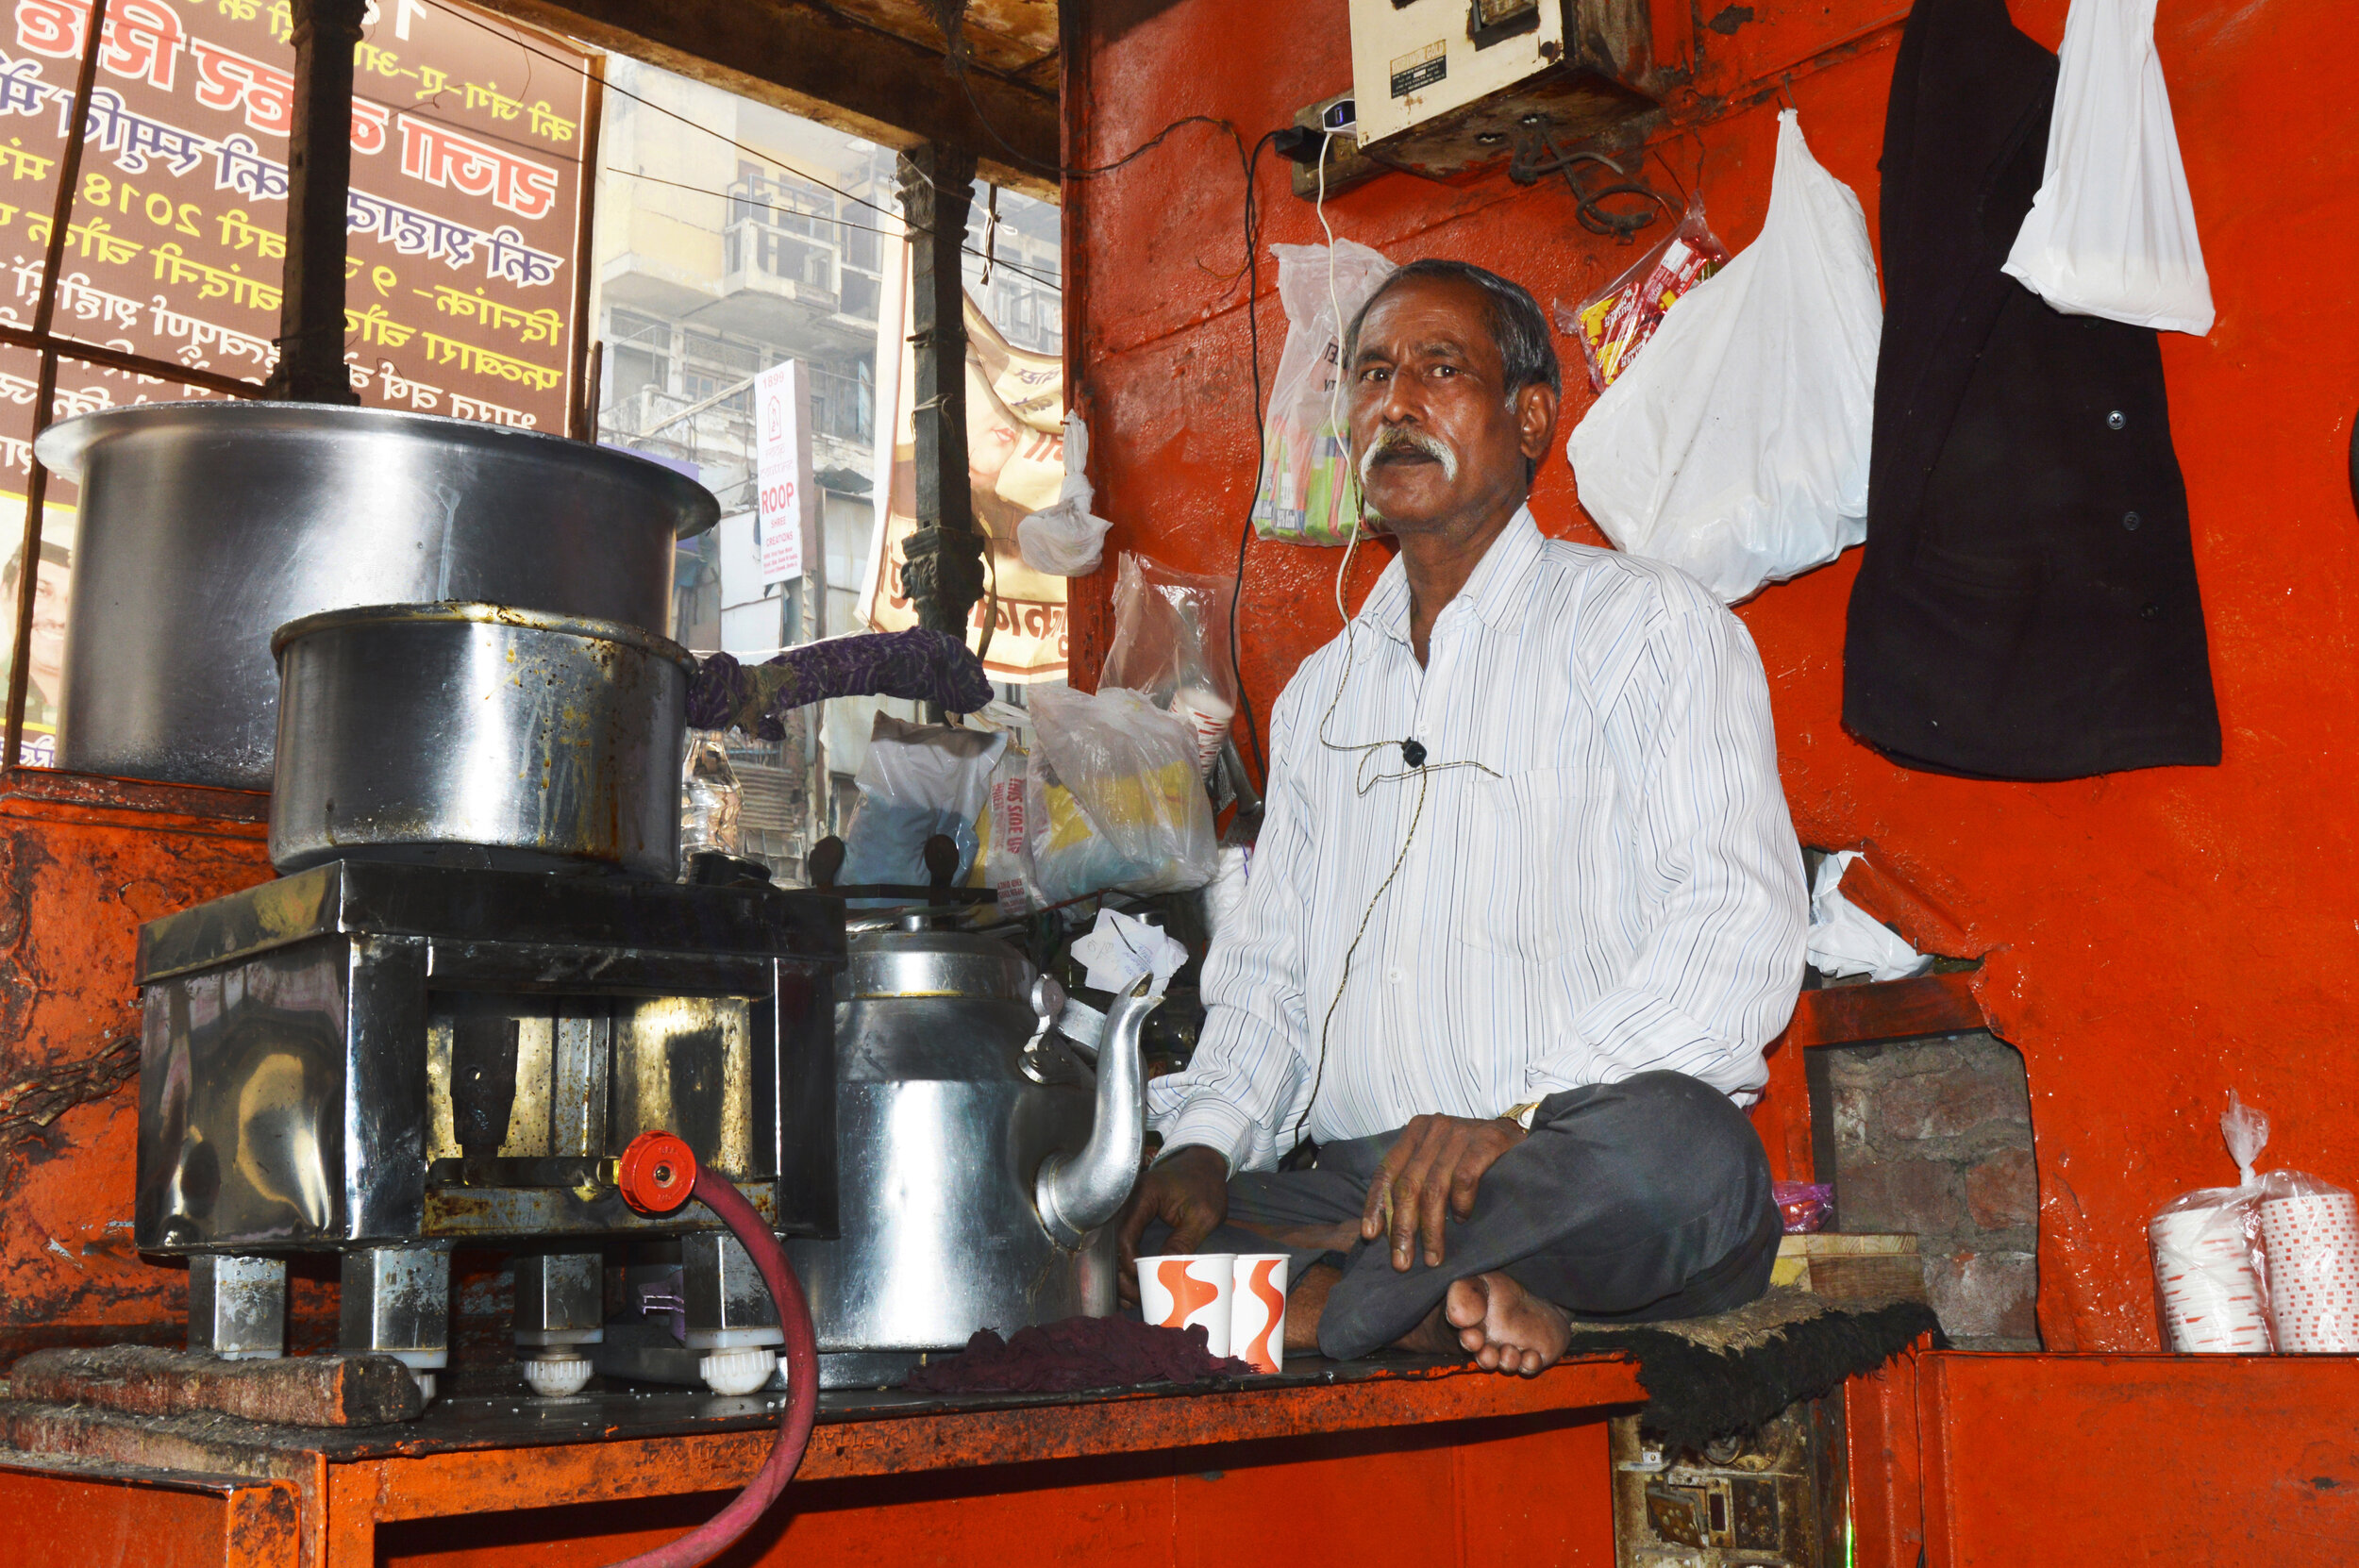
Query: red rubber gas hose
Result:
<box><xmin>609</xmin><ymin>1131</ymin><xmax>821</xmax><ymax>1568</ymax></box>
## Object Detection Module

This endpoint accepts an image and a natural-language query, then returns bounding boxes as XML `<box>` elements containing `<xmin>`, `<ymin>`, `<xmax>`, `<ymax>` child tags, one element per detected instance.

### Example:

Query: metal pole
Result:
<box><xmin>264</xmin><ymin>0</ymin><xmax>367</xmax><ymax>404</ymax></box>
<box><xmin>4</xmin><ymin>0</ymin><xmax>109</xmax><ymax>772</ymax></box>
<box><xmin>894</xmin><ymin>143</ymin><xmax>984</xmax><ymax>644</ymax></box>
<box><xmin>565</xmin><ymin>55</ymin><xmax>607</xmax><ymax>441</ymax></box>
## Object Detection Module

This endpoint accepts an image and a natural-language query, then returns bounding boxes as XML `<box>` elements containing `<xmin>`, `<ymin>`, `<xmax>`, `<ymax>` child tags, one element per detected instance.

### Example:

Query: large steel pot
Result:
<box><xmin>37</xmin><ymin>401</ymin><xmax>716</xmax><ymax>791</ymax></box>
<box><xmin>268</xmin><ymin>603</ymin><xmax>694</xmax><ymax>880</ymax></box>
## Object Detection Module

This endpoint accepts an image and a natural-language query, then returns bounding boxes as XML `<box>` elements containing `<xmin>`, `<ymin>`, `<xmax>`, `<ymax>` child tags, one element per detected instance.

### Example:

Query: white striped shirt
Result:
<box><xmin>1150</xmin><ymin>508</ymin><xmax>1807</xmax><ymax>1173</ymax></box>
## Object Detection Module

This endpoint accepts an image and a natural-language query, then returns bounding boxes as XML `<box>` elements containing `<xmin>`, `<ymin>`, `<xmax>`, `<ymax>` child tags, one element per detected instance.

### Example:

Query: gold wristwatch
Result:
<box><xmin>1504</xmin><ymin>1100</ymin><xmax>1542</xmax><ymax>1131</ymax></box>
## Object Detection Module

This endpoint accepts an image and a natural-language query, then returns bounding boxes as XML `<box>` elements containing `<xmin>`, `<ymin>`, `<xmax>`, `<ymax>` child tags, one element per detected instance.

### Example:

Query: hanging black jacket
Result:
<box><xmin>1841</xmin><ymin>0</ymin><xmax>2221</xmax><ymax>779</ymax></box>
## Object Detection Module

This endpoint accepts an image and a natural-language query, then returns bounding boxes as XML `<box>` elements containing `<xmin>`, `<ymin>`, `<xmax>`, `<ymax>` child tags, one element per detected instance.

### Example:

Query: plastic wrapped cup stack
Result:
<box><xmin>2260</xmin><ymin>1188</ymin><xmax>2359</xmax><ymax>1352</ymax></box>
<box><xmin>2148</xmin><ymin>1201</ymin><xmax>2270</xmax><ymax>1352</ymax></box>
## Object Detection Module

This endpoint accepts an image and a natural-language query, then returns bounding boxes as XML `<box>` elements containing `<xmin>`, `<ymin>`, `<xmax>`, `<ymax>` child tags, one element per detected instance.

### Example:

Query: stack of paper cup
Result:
<box><xmin>2261</xmin><ymin>1189</ymin><xmax>2359</xmax><ymax>1352</ymax></box>
<box><xmin>2149</xmin><ymin>1201</ymin><xmax>2271</xmax><ymax>1352</ymax></box>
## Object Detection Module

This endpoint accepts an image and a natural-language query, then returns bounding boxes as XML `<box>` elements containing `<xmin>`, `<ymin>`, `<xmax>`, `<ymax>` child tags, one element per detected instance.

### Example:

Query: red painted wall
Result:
<box><xmin>1065</xmin><ymin>0</ymin><xmax>2359</xmax><ymax>1352</ymax></box>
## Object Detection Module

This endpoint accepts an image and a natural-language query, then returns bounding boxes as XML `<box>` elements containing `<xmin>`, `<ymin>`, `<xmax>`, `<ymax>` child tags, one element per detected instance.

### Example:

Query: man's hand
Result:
<box><xmin>1362</xmin><ymin>1113</ymin><xmax>1527</xmax><ymax>1272</ymax></box>
<box><xmin>1114</xmin><ymin>1144</ymin><xmax>1229</xmax><ymax>1306</ymax></box>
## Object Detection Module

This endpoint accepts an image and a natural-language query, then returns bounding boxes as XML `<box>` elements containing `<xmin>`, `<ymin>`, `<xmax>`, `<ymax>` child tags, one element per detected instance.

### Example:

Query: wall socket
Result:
<box><xmin>1288</xmin><ymin>92</ymin><xmax>1384</xmax><ymax>202</ymax></box>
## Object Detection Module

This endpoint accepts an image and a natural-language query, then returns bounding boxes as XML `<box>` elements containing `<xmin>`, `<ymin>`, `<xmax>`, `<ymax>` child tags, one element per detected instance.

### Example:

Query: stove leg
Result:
<box><xmin>515</xmin><ymin>1249</ymin><xmax>605</xmax><ymax>1398</ymax></box>
<box><xmin>682</xmin><ymin>1231</ymin><xmax>782</xmax><ymax>1395</ymax></box>
<box><xmin>188</xmin><ymin>1255</ymin><xmax>287</xmax><ymax>1360</ymax></box>
<box><xmin>341</xmin><ymin>1244</ymin><xmax>450</xmax><ymax>1404</ymax></box>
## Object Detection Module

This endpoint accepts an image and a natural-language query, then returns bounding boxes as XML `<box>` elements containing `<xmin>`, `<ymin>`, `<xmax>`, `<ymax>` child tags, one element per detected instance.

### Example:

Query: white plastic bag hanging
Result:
<box><xmin>1016</xmin><ymin>410</ymin><xmax>1114</xmax><ymax>575</ymax></box>
<box><xmin>1251</xmin><ymin>239</ymin><xmax>1396</xmax><ymax>548</ymax></box>
<box><xmin>1567</xmin><ymin>110</ymin><xmax>1881</xmax><ymax>605</ymax></box>
<box><xmin>2001</xmin><ymin>0</ymin><xmax>2213</xmax><ymax>335</ymax></box>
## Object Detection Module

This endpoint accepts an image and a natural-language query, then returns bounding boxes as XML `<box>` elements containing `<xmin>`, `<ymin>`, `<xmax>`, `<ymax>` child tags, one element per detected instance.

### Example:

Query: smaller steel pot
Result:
<box><xmin>269</xmin><ymin>603</ymin><xmax>694</xmax><ymax>880</ymax></box>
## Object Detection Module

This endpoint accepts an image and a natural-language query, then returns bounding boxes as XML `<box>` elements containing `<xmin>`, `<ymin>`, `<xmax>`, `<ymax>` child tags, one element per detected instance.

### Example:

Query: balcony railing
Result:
<box><xmin>607</xmin><ymin>368</ymin><xmax>872</xmax><ymax>457</ymax></box>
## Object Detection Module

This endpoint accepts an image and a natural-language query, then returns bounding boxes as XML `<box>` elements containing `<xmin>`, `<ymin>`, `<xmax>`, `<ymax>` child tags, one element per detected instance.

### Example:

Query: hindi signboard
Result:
<box><xmin>861</xmin><ymin>292</ymin><xmax>1066</xmax><ymax>682</ymax></box>
<box><xmin>0</xmin><ymin>0</ymin><xmax>591</xmax><ymax>446</ymax></box>
<box><xmin>755</xmin><ymin>358</ymin><xmax>809</xmax><ymax>585</ymax></box>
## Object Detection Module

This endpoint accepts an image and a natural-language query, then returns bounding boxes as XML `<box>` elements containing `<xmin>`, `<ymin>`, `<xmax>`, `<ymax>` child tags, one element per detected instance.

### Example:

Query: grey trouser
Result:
<box><xmin>1143</xmin><ymin>1071</ymin><xmax>1782</xmax><ymax>1359</ymax></box>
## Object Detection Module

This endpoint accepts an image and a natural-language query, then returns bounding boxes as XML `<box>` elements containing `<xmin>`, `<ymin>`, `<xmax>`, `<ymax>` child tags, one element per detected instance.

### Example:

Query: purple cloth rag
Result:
<box><xmin>688</xmin><ymin>628</ymin><xmax>994</xmax><ymax>738</ymax></box>
<box><xmin>902</xmin><ymin>1317</ymin><xmax>1259</xmax><ymax>1394</ymax></box>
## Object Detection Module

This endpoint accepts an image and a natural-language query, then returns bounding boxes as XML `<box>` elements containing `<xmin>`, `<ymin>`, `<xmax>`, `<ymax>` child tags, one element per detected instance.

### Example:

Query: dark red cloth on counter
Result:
<box><xmin>902</xmin><ymin>1318</ymin><xmax>1257</xmax><ymax>1394</ymax></box>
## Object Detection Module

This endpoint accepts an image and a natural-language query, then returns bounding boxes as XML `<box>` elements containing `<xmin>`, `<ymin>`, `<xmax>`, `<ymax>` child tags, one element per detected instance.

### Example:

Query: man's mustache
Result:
<box><xmin>1358</xmin><ymin>428</ymin><xmax>1459</xmax><ymax>487</ymax></box>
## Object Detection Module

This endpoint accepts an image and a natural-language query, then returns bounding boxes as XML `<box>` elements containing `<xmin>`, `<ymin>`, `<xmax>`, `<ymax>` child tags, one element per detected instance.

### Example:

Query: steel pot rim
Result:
<box><xmin>271</xmin><ymin>599</ymin><xmax>697</xmax><ymax>670</ymax></box>
<box><xmin>34</xmin><ymin>399</ymin><xmax>719</xmax><ymax>540</ymax></box>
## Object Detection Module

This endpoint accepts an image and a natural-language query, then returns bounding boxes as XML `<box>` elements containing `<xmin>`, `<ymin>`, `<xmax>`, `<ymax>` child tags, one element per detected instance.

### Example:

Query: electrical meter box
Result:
<box><xmin>1347</xmin><ymin>0</ymin><xmax>1665</xmax><ymax>178</ymax></box>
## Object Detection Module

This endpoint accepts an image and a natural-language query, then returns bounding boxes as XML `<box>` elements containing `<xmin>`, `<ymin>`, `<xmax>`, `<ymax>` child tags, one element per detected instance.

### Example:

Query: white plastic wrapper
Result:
<box><xmin>1567</xmin><ymin>110</ymin><xmax>1881</xmax><ymax>604</ymax></box>
<box><xmin>972</xmin><ymin>744</ymin><xmax>1039</xmax><ymax>916</ymax></box>
<box><xmin>2149</xmin><ymin>1092</ymin><xmax>2271</xmax><ymax>1352</ymax></box>
<box><xmin>853</xmin><ymin>712</ymin><xmax>1006</xmax><ymax>817</ymax></box>
<box><xmin>1805</xmin><ymin>851</ymin><xmax>1932</xmax><ymax>983</ymax></box>
<box><xmin>1070</xmin><ymin>907</ymin><xmax>1189</xmax><ymax>997</ymax></box>
<box><xmin>2001</xmin><ymin>0</ymin><xmax>2213</xmax><ymax>334</ymax></box>
<box><xmin>2260</xmin><ymin>1165</ymin><xmax>2359</xmax><ymax>1354</ymax></box>
<box><xmin>1016</xmin><ymin>410</ymin><xmax>1114</xmax><ymax>576</ymax></box>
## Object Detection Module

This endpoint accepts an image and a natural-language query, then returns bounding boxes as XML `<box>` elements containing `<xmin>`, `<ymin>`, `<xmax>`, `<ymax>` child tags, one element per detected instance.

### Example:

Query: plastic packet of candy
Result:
<box><xmin>1556</xmin><ymin>195</ymin><xmax>1730</xmax><ymax>392</ymax></box>
<box><xmin>1774</xmin><ymin>1180</ymin><xmax>1834</xmax><ymax>1234</ymax></box>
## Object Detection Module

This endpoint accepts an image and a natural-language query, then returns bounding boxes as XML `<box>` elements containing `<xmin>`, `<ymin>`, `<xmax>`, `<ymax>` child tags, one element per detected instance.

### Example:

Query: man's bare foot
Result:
<box><xmin>1445</xmin><ymin>1272</ymin><xmax>1572</xmax><ymax>1376</ymax></box>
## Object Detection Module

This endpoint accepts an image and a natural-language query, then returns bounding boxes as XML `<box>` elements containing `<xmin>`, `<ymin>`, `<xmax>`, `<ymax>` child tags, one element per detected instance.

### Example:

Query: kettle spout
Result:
<box><xmin>1035</xmin><ymin>977</ymin><xmax>1161</xmax><ymax>1249</ymax></box>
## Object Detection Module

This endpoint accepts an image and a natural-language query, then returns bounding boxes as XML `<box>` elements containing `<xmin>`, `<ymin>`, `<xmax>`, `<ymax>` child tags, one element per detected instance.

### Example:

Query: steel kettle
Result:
<box><xmin>783</xmin><ymin>918</ymin><xmax>1161</xmax><ymax>1388</ymax></box>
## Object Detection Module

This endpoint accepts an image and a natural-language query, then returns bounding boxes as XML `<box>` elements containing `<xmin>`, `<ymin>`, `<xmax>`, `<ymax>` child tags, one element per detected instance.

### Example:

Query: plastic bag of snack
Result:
<box><xmin>1251</xmin><ymin>239</ymin><xmax>1397</xmax><ymax>548</ymax></box>
<box><xmin>1026</xmin><ymin>686</ymin><xmax>1215</xmax><ymax>904</ymax></box>
<box><xmin>839</xmin><ymin>714</ymin><xmax>1005</xmax><ymax>903</ymax></box>
<box><xmin>1773</xmin><ymin>1181</ymin><xmax>1833</xmax><ymax>1234</ymax></box>
<box><xmin>1558</xmin><ymin>194</ymin><xmax>1730</xmax><ymax>392</ymax></box>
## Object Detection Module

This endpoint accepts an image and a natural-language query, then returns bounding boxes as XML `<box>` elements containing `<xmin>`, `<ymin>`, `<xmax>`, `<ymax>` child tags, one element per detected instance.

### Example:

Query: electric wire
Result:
<box><xmin>415</xmin><ymin>0</ymin><xmax>913</xmax><ymax>227</ymax></box>
<box><xmin>1227</xmin><ymin>128</ymin><xmax>1283</xmax><ymax>777</ymax></box>
<box><xmin>1316</xmin><ymin>131</ymin><xmax>1363</xmax><ymax>629</ymax></box>
<box><xmin>949</xmin><ymin>59</ymin><xmax>1246</xmax><ymax>188</ymax></box>
<box><xmin>601</xmin><ymin>166</ymin><xmax>1062</xmax><ymax>292</ymax></box>
<box><xmin>1282</xmin><ymin>139</ymin><xmax>1502</xmax><ymax>1150</ymax></box>
<box><xmin>425</xmin><ymin>0</ymin><xmax>1229</xmax><ymax>240</ymax></box>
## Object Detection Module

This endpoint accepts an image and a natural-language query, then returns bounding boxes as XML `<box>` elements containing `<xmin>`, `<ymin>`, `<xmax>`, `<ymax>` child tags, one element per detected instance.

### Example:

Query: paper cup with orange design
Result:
<box><xmin>1136</xmin><ymin>1252</ymin><xmax>1237</xmax><ymax>1357</ymax></box>
<box><xmin>1229</xmin><ymin>1253</ymin><xmax>1290</xmax><ymax>1373</ymax></box>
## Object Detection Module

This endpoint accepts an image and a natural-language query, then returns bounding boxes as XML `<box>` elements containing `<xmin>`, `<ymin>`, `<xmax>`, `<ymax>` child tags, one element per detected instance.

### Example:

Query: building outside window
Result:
<box><xmin>591</xmin><ymin>57</ymin><xmax>1063</xmax><ymax>875</ymax></box>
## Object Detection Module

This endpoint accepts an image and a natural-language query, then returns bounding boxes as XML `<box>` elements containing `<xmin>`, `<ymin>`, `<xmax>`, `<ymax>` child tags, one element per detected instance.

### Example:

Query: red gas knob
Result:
<box><xmin>618</xmin><ymin>1130</ymin><xmax>697</xmax><ymax>1215</ymax></box>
